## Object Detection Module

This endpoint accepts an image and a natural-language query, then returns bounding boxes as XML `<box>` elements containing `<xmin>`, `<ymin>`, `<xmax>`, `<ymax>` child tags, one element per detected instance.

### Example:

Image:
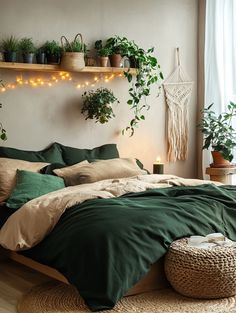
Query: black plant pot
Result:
<box><xmin>129</xmin><ymin>56</ymin><xmax>140</xmax><ymax>69</ymax></box>
<box><xmin>46</xmin><ymin>53</ymin><xmax>60</xmax><ymax>65</ymax></box>
<box><xmin>4</xmin><ymin>51</ymin><xmax>17</xmax><ymax>62</ymax></box>
<box><xmin>36</xmin><ymin>52</ymin><xmax>46</xmax><ymax>64</ymax></box>
<box><xmin>22</xmin><ymin>53</ymin><xmax>35</xmax><ymax>64</ymax></box>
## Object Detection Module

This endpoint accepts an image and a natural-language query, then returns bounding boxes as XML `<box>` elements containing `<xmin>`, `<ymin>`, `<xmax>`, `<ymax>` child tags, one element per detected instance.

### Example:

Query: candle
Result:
<box><xmin>153</xmin><ymin>157</ymin><xmax>164</xmax><ymax>174</ymax></box>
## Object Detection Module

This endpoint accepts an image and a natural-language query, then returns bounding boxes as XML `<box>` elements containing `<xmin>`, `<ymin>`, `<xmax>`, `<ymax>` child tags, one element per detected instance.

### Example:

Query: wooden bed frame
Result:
<box><xmin>6</xmin><ymin>250</ymin><xmax>169</xmax><ymax>296</ymax></box>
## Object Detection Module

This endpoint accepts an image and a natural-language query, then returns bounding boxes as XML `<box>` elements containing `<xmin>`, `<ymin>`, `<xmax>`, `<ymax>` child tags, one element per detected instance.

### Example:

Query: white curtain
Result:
<box><xmin>204</xmin><ymin>0</ymin><xmax>236</xmax><ymax>174</ymax></box>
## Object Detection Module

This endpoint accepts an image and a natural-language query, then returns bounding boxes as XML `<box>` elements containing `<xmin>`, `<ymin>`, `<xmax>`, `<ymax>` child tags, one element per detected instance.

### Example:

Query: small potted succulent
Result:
<box><xmin>199</xmin><ymin>102</ymin><xmax>236</xmax><ymax>166</ymax></box>
<box><xmin>94</xmin><ymin>40</ymin><xmax>110</xmax><ymax>67</ymax></box>
<box><xmin>36</xmin><ymin>45</ymin><xmax>46</xmax><ymax>64</ymax></box>
<box><xmin>1</xmin><ymin>36</ymin><xmax>19</xmax><ymax>62</ymax></box>
<box><xmin>19</xmin><ymin>37</ymin><xmax>36</xmax><ymax>63</ymax></box>
<box><xmin>43</xmin><ymin>40</ymin><xmax>61</xmax><ymax>64</ymax></box>
<box><xmin>81</xmin><ymin>87</ymin><xmax>119</xmax><ymax>124</ymax></box>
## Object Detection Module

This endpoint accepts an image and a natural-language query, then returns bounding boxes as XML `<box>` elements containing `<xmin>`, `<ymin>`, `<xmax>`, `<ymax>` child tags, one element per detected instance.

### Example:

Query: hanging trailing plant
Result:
<box><xmin>0</xmin><ymin>79</ymin><xmax>7</xmax><ymax>141</ymax></box>
<box><xmin>104</xmin><ymin>36</ymin><xmax>164</xmax><ymax>136</ymax></box>
<box><xmin>81</xmin><ymin>88</ymin><xmax>119</xmax><ymax>124</ymax></box>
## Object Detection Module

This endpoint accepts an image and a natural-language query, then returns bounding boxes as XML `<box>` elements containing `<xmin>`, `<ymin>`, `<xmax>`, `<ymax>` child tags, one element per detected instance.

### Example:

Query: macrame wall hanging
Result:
<box><xmin>163</xmin><ymin>48</ymin><xmax>194</xmax><ymax>162</ymax></box>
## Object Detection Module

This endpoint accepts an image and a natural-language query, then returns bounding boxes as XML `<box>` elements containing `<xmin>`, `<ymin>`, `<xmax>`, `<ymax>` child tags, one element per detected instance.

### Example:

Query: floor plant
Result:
<box><xmin>199</xmin><ymin>102</ymin><xmax>236</xmax><ymax>162</ymax></box>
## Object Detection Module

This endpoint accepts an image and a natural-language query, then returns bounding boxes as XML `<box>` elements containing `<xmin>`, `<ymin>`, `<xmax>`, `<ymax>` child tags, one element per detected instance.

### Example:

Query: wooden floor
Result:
<box><xmin>0</xmin><ymin>260</ymin><xmax>53</xmax><ymax>313</ymax></box>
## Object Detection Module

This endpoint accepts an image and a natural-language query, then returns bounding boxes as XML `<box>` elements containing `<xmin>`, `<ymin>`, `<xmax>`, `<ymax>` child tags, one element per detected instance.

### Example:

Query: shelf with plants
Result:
<box><xmin>0</xmin><ymin>61</ymin><xmax>137</xmax><ymax>75</ymax></box>
<box><xmin>0</xmin><ymin>34</ymin><xmax>163</xmax><ymax>136</ymax></box>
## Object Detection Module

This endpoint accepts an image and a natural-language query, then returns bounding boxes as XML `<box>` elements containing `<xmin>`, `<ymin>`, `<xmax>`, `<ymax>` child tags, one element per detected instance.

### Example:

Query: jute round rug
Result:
<box><xmin>17</xmin><ymin>281</ymin><xmax>236</xmax><ymax>313</ymax></box>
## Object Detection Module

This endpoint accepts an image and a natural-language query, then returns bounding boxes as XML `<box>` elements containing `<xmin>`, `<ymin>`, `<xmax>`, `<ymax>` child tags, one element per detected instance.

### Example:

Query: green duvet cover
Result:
<box><xmin>22</xmin><ymin>184</ymin><xmax>236</xmax><ymax>311</ymax></box>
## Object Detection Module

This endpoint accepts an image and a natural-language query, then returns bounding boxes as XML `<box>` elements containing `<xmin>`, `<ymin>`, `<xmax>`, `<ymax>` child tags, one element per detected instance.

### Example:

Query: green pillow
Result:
<box><xmin>0</xmin><ymin>143</ymin><xmax>65</xmax><ymax>164</ymax></box>
<box><xmin>6</xmin><ymin>170</ymin><xmax>65</xmax><ymax>209</ymax></box>
<box><xmin>40</xmin><ymin>163</ymin><xmax>66</xmax><ymax>175</ymax></box>
<box><xmin>56</xmin><ymin>143</ymin><xmax>119</xmax><ymax>165</ymax></box>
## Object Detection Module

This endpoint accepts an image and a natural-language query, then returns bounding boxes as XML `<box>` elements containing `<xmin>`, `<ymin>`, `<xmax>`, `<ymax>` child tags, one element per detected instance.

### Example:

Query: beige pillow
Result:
<box><xmin>0</xmin><ymin>158</ymin><xmax>49</xmax><ymax>203</ymax></box>
<box><xmin>53</xmin><ymin>158</ymin><xmax>147</xmax><ymax>186</ymax></box>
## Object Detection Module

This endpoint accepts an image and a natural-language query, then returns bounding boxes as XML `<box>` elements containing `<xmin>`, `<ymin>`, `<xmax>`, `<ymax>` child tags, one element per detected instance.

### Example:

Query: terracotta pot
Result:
<box><xmin>109</xmin><ymin>54</ymin><xmax>122</xmax><ymax>67</ymax></box>
<box><xmin>211</xmin><ymin>151</ymin><xmax>231</xmax><ymax>167</ymax></box>
<box><xmin>99</xmin><ymin>56</ymin><xmax>109</xmax><ymax>67</ymax></box>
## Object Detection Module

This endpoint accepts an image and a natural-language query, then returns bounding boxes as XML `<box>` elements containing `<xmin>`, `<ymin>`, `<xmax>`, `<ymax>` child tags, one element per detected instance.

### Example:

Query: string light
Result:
<box><xmin>0</xmin><ymin>71</ymin><xmax>125</xmax><ymax>93</ymax></box>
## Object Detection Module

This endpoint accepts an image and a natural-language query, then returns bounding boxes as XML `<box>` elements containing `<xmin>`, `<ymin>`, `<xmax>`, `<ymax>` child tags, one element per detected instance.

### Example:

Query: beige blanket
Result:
<box><xmin>0</xmin><ymin>174</ymin><xmax>221</xmax><ymax>251</ymax></box>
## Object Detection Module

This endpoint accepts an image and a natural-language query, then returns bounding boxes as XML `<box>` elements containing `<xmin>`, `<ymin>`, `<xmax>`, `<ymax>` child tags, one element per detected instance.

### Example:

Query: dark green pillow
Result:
<box><xmin>56</xmin><ymin>142</ymin><xmax>119</xmax><ymax>165</ymax></box>
<box><xmin>40</xmin><ymin>163</ymin><xmax>66</xmax><ymax>175</ymax></box>
<box><xmin>6</xmin><ymin>170</ymin><xmax>65</xmax><ymax>209</ymax></box>
<box><xmin>0</xmin><ymin>143</ymin><xmax>64</xmax><ymax>164</ymax></box>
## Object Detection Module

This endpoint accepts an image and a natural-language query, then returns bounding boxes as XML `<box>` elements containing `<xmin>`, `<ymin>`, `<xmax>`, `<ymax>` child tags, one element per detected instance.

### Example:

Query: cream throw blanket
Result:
<box><xmin>0</xmin><ymin>175</ymin><xmax>221</xmax><ymax>252</ymax></box>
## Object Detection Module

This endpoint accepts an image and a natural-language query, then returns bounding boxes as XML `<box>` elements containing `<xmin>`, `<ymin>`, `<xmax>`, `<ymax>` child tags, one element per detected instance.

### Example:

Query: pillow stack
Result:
<box><xmin>0</xmin><ymin>158</ymin><xmax>49</xmax><ymax>203</ymax></box>
<box><xmin>0</xmin><ymin>142</ymin><xmax>146</xmax><ymax>209</ymax></box>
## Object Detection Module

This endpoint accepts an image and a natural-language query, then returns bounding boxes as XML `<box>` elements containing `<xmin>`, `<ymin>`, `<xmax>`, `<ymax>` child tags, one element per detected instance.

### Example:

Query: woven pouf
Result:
<box><xmin>165</xmin><ymin>238</ymin><xmax>236</xmax><ymax>299</ymax></box>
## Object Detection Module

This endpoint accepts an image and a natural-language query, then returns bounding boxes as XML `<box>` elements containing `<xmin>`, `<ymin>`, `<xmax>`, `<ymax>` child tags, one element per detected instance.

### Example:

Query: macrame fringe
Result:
<box><xmin>163</xmin><ymin>48</ymin><xmax>193</xmax><ymax>162</ymax></box>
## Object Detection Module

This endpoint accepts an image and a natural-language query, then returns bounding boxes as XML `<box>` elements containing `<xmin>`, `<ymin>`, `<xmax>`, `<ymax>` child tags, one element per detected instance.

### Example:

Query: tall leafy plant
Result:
<box><xmin>198</xmin><ymin>102</ymin><xmax>236</xmax><ymax>161</ymax></box>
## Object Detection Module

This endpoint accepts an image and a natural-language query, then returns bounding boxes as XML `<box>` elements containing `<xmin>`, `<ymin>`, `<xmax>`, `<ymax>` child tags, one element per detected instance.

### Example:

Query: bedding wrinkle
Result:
<box><xmin>0</xmin><ymin>175</ymin><xmax>220</xmax><ymax>251</ymax></box>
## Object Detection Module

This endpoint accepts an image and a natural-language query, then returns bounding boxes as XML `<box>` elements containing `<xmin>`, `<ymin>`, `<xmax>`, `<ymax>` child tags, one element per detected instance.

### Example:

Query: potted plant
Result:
<box><xmin>81</xmin><ymin>87</ymin><xmax>119</xmax><ymax>124</ymax></box>
<box><xmin>43</xmin><ymin>40</ymin><xmax>61</xmax><ymax>64</ymax></box>
<box><xmin>105</xmin><ymin>37</ymin><xmax>125</xmax><ymax>67</ymax></box>
<box><xmin>60</xmin><ymin>33</ymin><xmax>85</xmax><ymax>70</ymax></box>
<box><xmin>94</xmin><ymin>40</ymin><xmax>110</xmax><ymax>67</ymax></box>
<box><xmin>19</xmin><ymin>37</ymin><xmax>36</xmax><ymax>63</ymax></box>
<box><xmin>199</xmin><ymin>102</ymin><xmax>236</xmax><ymax>166</ymax></box>
<box><xmin>36</xmin><ymin>45</ymin><xmax>46</xmax><ymax>64</ymax></box>
<box><xmin>1</xmin><ymin>36</ymin><xmax>19</xmax><ymax>62</ymax></box>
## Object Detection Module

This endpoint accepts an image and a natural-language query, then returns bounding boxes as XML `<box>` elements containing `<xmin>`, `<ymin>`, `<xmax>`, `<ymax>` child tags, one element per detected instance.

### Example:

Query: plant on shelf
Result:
<box><xmin>19</xmin><ymin>37</ymin><xmax>36</xmax><ymax>63</ymax></box>
<box><xmin>60</xmin><ymin>34</ymin><xmax>85</xmax><ymax>70</ymax></box>
<box><xmin>81</xmin><ymin>88</ymin><xmax>119</xmax><ymax>124</ymax></box>
<box><xmin>105</xmin><ymin>36</ymin><xmax>163</xmax><ymax>136</ymax></box>
<box><xmin>1</xmin><ymin>35</ymin><xmax>19</xmax><ymax>62</ymax></box>
<box><xmin>63</xmin><ymin>38</ymin><xmax>86</xmax><ymax>53</ymax></box>
<box><xmin>36</xmin><ymin>45</ymin><xmax>46</xmax><ymax>64</ymax></box>
<box><xmin>104</xmin><ymin>37</ymin><xmax>126</xmax><ymax>67</ymax></box>
<box><xmin>43</xmin><ymin>40</ymin><xmax>62</xmax><ymax>64</ymax></box>
<box><xmin>94</xmin><ymin>40</ymin><xmax>110</xmax><ymax>67</ymax></box>
<box><xmin>0</xmin><ymin>79</ymin><xmax>7</xmax><ymax>141</ymax></box>
<box><xmin>198</xmin><ymin>102</ymin><xmax>236</xmax><ymax>166</ymax></box>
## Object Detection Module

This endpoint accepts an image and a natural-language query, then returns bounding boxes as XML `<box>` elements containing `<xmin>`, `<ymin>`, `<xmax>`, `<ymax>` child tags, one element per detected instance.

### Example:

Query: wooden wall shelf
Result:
<box><xmin>0</xmin><ymin>61</ymin><xmax>136</xmax><ymax>75</ymax></box>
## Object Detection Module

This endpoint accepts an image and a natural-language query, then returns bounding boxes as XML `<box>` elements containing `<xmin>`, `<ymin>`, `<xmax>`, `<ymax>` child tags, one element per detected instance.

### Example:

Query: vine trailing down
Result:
<box><xmin>121</xmin><ymin>39</ymin><xmax>163</xmax><ymax>136</ymax></box>
<box><xmin>0</xmin><ymin>79</ymin><xmax>7</xmax><ymax>141</ymax></box>
<box><xmin>101</xmin><ymin>36</ymin><xmax>164</xmax><ymax>136</ymax></box>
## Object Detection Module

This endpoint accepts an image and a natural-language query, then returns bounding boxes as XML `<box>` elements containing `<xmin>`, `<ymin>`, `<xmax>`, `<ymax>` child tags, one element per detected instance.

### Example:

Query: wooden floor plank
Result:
<box><xmin>0</xmin><ymin>260</ymin><xmax>53</xmax><ymax>313</ymax></box>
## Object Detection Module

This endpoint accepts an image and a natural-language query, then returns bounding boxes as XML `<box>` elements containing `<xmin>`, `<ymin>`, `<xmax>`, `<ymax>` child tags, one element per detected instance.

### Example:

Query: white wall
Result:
<box><xmin>0</xmin><ymin>0</ymin><xmax>198</xmax><ymax>177</ymax></box>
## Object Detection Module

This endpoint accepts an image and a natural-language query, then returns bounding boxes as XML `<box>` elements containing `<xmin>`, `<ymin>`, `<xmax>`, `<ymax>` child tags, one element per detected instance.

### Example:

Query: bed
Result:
<box><xmin>0</xmin><ymin>142</ymin><xmax>236</xmax><ymax>312</ymax></box>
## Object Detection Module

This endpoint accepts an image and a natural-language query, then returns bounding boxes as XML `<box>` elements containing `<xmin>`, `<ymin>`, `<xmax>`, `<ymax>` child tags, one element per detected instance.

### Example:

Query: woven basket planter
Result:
<box><xmin>60</xmin><ymin>33</ymin><xmax>85</xmax><ymax>71</ymax></box>
<box><xmin>165</xmin><ymin>238</ymin><xmax>236</xmax><ymax>299</ymax></box>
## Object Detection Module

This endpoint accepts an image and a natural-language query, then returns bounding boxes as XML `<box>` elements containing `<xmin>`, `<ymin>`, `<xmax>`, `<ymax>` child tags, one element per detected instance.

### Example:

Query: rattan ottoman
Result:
<box><xmin>164</xmin><ymin>238</ymin><xmax>236</xmax><ymax>299</ymax></box>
